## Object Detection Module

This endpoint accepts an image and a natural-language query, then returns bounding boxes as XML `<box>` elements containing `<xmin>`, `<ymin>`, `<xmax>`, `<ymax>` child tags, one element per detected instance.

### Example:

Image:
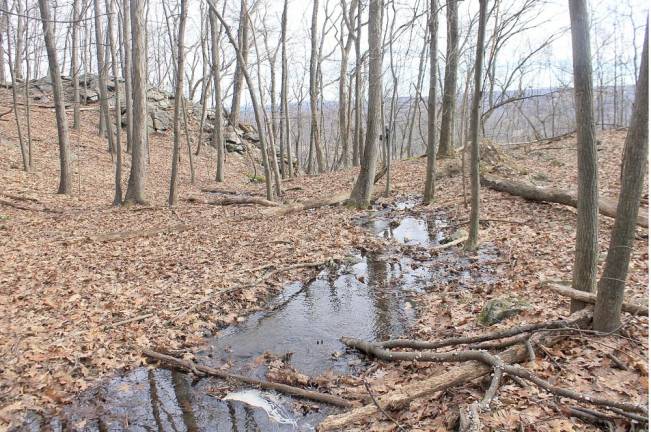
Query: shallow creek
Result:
<box><xmin>23</xmin><ymin>197</ymin><xmax>500</xmax><ymax>431</ymax></box>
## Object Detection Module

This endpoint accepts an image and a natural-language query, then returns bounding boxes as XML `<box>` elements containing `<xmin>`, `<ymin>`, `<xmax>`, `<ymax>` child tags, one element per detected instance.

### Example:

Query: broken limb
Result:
<box><xmin>142</xmin><ymin>349</ymin><xmax>354</xmax><ymax>408</ymax></box>
<box><xmin>341</xmin><ymin>336</ymin><xmax>647</xmax><ymax>416</ymax></box>
<box><xmin>545</xmin><ymin>282</ymin><xmax>648</xmax><ymax>316</ymax></box>
<box><xmin>481</xmin><ymin>174</ymin><xmax>649</xmax><ymax>228</ymax></box>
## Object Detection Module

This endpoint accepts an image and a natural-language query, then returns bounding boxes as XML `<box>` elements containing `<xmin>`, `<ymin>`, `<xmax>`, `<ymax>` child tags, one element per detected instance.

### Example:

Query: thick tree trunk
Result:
<box><xmin>349</xmin><ymin>0</ymin><xmax>383</xmax><ymax>208</ymax></box>
<box><xmin>593</xmin><ymin>24</ymin><xmax>649</xmax><ymax>332</ymax></box>
<box><xmin>423</xmin><ymin>0</ymin><xmax>439</xmax><ymax>204</ymax></box>
<box><xmin>38</xmin><ymin>0</ymin><xmax>73</xmax><ymax>195</ymax></box>
<box><xmin>229</xmin><ymin>0</ymin><xmax>248</xmax><ymax>126</ymax></box>
<box><xmin>210</xmin><ymin>10</ymin><xmax>225</xmax><ymax>182</ymax></box>
<box><xmin>465</xmin><ymin>0</ymin><xmax>488</xmax><ymax>251</ymax></box>
<box><xmin>352</xmin><ymin>0</ymin><xmax>362</xmax><ymax>167</ymax></box>
<box><xmin>309</xmin><ymin>0</ymin><xmax>325</xmax><ymax>174</ymax></box>
<box><xmin>480</xmin><ymin>175</ymin><xmax>648</xmax><ymax>228</ymax></box>
<box><xmin>568</xmin><ymin>0</ymin><xmax>599</xmax><ymax>311</ymax></box>
<box><xmin>168</xmin><ymin>0</ymin><xmax>188</xmax><ymax>207</ymax></box>
<box><xmin>437</xmin><ymin>0</ymin><xmax>458</xmax><ymax>158</ymax></box>
<box><xmin>124</xmin><ymin>0</ymin><xmax>148</xmax><ymax>205</ymax></box>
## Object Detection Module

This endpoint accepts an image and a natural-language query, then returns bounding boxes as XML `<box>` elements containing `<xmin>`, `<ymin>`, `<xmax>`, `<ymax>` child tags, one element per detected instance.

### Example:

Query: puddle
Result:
<box><xmin>23</xmin><ymin>197</ymin><xmax>501</xmax><ymax>431</ymax></box>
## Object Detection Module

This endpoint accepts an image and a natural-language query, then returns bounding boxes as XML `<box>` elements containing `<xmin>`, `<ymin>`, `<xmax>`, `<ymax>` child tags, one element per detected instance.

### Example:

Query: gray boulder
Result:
<box><xmin>478</xmin><ymin>296</ymin><xmax>530</xmax><ymax>326</ymax></box>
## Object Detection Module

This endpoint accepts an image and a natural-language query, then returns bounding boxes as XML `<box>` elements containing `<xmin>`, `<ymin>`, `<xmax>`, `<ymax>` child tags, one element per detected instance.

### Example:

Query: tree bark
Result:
<box><xmin>593</xmin><ymin>24</ymin><xmax>649</xmax><ymax>332</ymax></box>
<box><xmin>280</xmin><ymin>0</ymin><xmax>292</xmax><ymax>177</ymax></box>
<box><xmin>107</xmin><ymin>0</ymin><xmax>122</xmax><ymax>206</ymax></box>
<box><xmin>423</xmin><ymin>0</ymin><xmax>439</xmax><ymax>204</ymax></box>
<box><xmin>349</xmin><ymin>0</ymin><xmax>383</xmax><ymax>208</ymax></box>
<box><xmin>71</xmin><ymin>0</ymin><xmax>81</xmax><ymax>129</ymax></box>
<box><xmin>124</xmin><ymin>0</ymin><xmax>148</xmax><ymax>205</ymax></box>
<box><xmin>309</xmin><ymin>0</ymin><xmax>325</xmax><ymax>174</ymax></box>
<box><xmin>568</xmin><ymin>0</ymin><xmax>599</xmax><ymax>311</ymax></box>
<box><xmin>437</xmin><ymin>0</ymin><xmax>458</xmax><ymax>158</ymax></box>
<box><xmin>465</xmin><ymin>0</ymin><xmax>488</xmax><ymax>251</ymax></box>
<box><xmin>122</xmin><ymin>0</ymin><xmax>134</xmax><ymax>154</ymax></box>
<box><xmin>38</xmin><ymin>0</ymin><xmax>73</xmax><ymax>195</ymax></box>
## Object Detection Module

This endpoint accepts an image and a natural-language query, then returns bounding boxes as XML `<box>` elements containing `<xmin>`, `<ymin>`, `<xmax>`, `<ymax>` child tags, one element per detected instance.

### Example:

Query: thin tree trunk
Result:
<box><xmin>437</xmin><ymin>0</ymin><xmax>458</xmax><ymax>158</ymax></box>
<box><xmin>280</xmin><ymin>0</ymin><xmax>292</xmax><ymax>177</ymax></box>
<box><xmin>94</xmin><ymin>0</ymin><xmax>115</xmax><ymax>155</ymax></box>
<box><xmin>122</xmin><ymin>0</ymin><xmax>133</xmax><ymax>153</ymax></box>
<box><xmin>38</xmin><ymin>0</ymin><xmax>73</xmax><ymax>194</ymax></box>
<box><xmin>464</xmin><ymin>0</ymin><xmax>488</xmax><ymax>251</ymax></box>
<box><xmin>349</xmin><ymin>0</ymin><xmax>383</xmax><ymax>208</ymax></box>
<box><xmin>6</xmin><ymin>18</ymin><xmax>28</xmax><ymax>171</ymax></box>
<box><xmin>71</xmin><ymin>0</ymin><xmax>81</xmax><ymax>129</ymax></box>
<box><xmin>210</xmin><ymin>9</ymin><xmax>225</xmax><ymax>182</ymax></box>
<box><xmin>352</xmin><ymin>0</ymin><xmax>363</xmax><ymax>167</ymax></box>
<box><xmin>593</xmin><ymin>23</ymin><xmax>648</xmax><ymax>332</ymax></box>
<box><xmin>309</xmin><ymin>0</ymin><xmax>325</xmax><ymax>174</ymax></box>
<box><xmin>107</xmin><ymin>0</ymin><xmax>123</xmax><ymax>205</ymax></box>
<box><xmin>568</xmin><ymin>0</ymin><xmax>599</xmax><ymax>311</ymax></box>
<box><xmin>168</xmin><ymin>0</ymin><xmax>189</xmax><ymax>207</ymax></box>
<box><xmin>423</xmin><ymin>0</ymin><xmax>439</xmax><ymax>204</ymax></box>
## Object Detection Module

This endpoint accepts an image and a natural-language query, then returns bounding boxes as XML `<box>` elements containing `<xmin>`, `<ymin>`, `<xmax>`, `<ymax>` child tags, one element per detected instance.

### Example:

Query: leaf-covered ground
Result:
<box><xmin>0</xmin><ymin>97</ymin><xmax>647</xmax><ymax>431</ymax></box>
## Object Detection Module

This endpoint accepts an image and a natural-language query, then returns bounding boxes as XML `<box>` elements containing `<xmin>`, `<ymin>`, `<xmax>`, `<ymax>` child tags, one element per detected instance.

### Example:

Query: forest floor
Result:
<box><xmin>0</xmin><ymin>98</ymin><xmax>648</xmax><ymax>431</ymax></box>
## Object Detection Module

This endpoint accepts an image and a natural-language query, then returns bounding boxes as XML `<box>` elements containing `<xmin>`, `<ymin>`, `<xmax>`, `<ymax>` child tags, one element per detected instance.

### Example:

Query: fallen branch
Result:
<box><xmin>104</xmin><ymin>313</ymin><xmax>153</xmax><ymax>329</ymax></box>
<box><xmin>262</xmin><ymin>191</ymin><xmax>350</xmax><ymax>217</ymax></box>
<box><xmin>380</xmin><ymin>314</ymin><xmax>585</xmax><ymax>350</ymax></box>
<box><xmin>431</xmin><ymin>233</ymin><xmax>468</xmax><ymax>251</ymax></box>
<box><xmin>481</xmin><ymin>174</ymin><xmax>648</xmax><ymax>228</ymax></box>
<box><xmin>142</xmin><ymin>349</ymin><xmax>353</xmax><ymax>408</ymax></box>
<box><xmin>341</xmin><ymin>336</ymin><xmax>647</xmax><ymax>416</ymax></box>
<box><xmin>173</xmin><ymin>260</ymin><xmax>331</xmax><ymax>322</ymax></box>
<box><xmin>0</xmin><ymin>198</ymin><xmax>61</xmax><ymax>214</ymax></box>
<box><xmin>363</xmin><ymin>381</ymin><xmax>406</xmax><ymax>431</ymax></box>
<box><xmin>546</xmin><ymin>282</ymin><xmax>648</xmax><ymax>316</ymax></box>
<box><xmin>317</xmin><ymin>310</ymin><xmax>592</xmax><ymax>430</ymax></box>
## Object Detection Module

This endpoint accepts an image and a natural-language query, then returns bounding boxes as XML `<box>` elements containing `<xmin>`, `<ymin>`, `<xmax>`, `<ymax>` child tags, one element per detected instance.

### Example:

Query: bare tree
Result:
<box><xmin>229</xmin><ymin>0</ymin><xmax>249</xmax><ymax>126</ymax></box>
<box><xmin>280</xmin><ymin>0</ymin><xmax>292</xmax><ymax>177</ymax></box>
<box><xmin>94</xmin><ymin>0</ymin><xmax>115</xmax><ymax>156</ymax></box>
<box><xmin>308</xmin><ymin>0</ymin><xmax>326</xmax><ymax>174</ymax></box>
<box><xmin>423</xmin><ymin>0</ymin><xmax>439</xmax><ymax>204</ymax></box>
<box><xmin>437</xmin><ymin>0</ymin><xmax>458</xmax><ymax>158</ymax></box>
<box><xmin>569</xmin><ymin>0</ymin><xmax>599</xmax><ymax>310</ymax></box>
<box><xmin>464</xmin><ymin>0</ymin><xmax>488</xmax><ymax>251</ymax></box>
<box><xmin>38</xmin><ymin>0</ymin><xmax>73</xmax><ymax>194</ymax></box>
<box><xmin>593</xmin><ymin>22</ymin><xmax>648</xmax><ymax>332</ymax></box>
<box><xmin>169</xmin><ymin>0</ymin><xmax>189</xmax><ymax>207</ymax></box>
<box><xmin>122</xmin><ymin>0</ymin><xmax>134</xmax><ymax>153</ymax></box>
<box><xmin>124</xmin><ymin>0</ymin><xmax>148</xmax><ymax>205</ymax></box>
<box><xmin>107</xmin><ymin>0</ymin><xmax>122</xmax><ymax>205</ymax></box>
<box><xmin>71</xmin><ymin>0</ymin><xmax>81</xmax><ymax>129</ymax></box>
<box><xmin>349</xmin><ymin>0</ymin><xmax>383</xmax><ymax>208</ymax></box>
<box><xmin>210</xmin><ymin>5</ymin><xmax>225</xmax><ymax>182</ymax></box>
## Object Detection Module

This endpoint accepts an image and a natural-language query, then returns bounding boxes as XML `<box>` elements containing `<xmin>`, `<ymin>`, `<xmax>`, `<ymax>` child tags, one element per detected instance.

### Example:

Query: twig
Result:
<box><xmin>363</xmin><ymin>381</ymin><xmax>406</xmax><ymax>431</ymax></box>
<box><xmin>142</xmin><ymin>349</ymin><xmax>353</xmax><ymax>408</ymax></box>
<box><xmin>104</xmin><ymin>313</ymin><xmax>153</xmax><ymax>329</ymax></box>
<box><xmin>606</xmin><ymin>352</ymin><xmax>628</xmax><ymax>370</ymax></box>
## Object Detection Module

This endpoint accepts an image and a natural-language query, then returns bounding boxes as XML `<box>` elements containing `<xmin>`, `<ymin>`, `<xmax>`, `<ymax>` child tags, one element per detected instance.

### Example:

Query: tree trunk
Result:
<box><xmin>168</xmin><ymin>0</ymin><xmax>188</xmax><ymax>207</ymax></box>
<box><xmin>309</xmin><ymin>0</ymin><xmax>325</xmax><ymax>174</ymax></box>
<box><xmin>5</xmin><ymin>16</ymin><xmax>28</xmax><ymax>172</ymax></box>
<box><xmin>71</xmin><ymin>0</ymin><xmax>81</xmax><ymax>129</ymax></box>
<box><xmin>122</xmin><ymin>0</ymin><xmax>134</xmax><ymax>153</ymax></box>
<box><xmin>107</xmin><ymin>0</ymin><xmax>122</xmax><ymax>205</ymax></box>
<box><xmin>568</xmin><ymin>0</ymin><xmax>599</xmax><ymax>311</ymax></box>
<box><xmin>349</xmin><ymin>0</ymin><xmax>383</xmax><ymax>208</ymax></box>
<box><xmin>464</xmin><ymin>0</ymin><xmax>488</xmax><ymax>251</ymax></box>
<box><xmin>352</xmin><ymin>0</ymin><xmax>363</xmax><ymax>167</ymax></box>
<box><xmin>38</xmin><ymin>0</ymin><xmax>73</xmax><ymax>195</ymax></box>
<box><xmin>280</xmin><ymin>0</ymin><xmax>292</xmax><ymax>177</ymax></box>
<box><xmin>210</xmin><ymin>9</ymin><xmax>225</xmax><ymax>182</ymax></box>
<box><xmin>124</xmin><ymin>0</ymin><xmax>148</xmax><ymax>205</ymax></box>
<box><xmin>593</xmin><ymin>24</ymin><xmax>648</xmax><ymax>332</ymax></box>
<box><xmin>94</xmin><ymin>0</ymin><xmax>114</xmax><ymax>156</ymax></box>
<box><xmin>14</xmin><ymin>0</ymin><xmax>24</xmax><ymax>81</ymax></box>
<box><xmin>229</xmin><ymin>0</ymin><xmax>248</xmax><ymax>126</ymax></box>
<box><xmin>423</xmin><ymin>0</ymin><xmax>439</xmax><ymax>204</ymax></box>
<box><xmin>437</xmin><ymin>0</ymin><xmax>458</xmax><ymax>158</ymax></box>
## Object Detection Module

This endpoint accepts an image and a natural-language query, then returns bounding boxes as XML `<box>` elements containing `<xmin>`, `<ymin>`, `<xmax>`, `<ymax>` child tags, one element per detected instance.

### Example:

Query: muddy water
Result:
<box><xmin>23</xmin><ymin>198</ymin><xmax>499</xmax><ymax>431</ymax></box>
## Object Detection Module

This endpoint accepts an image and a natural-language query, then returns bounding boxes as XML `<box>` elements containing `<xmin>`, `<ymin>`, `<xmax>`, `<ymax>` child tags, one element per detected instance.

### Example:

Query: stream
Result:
<box><xmin>21</xmin><ymin>197</ymin><xmax>499</xmax><ymax>432</ymax></box>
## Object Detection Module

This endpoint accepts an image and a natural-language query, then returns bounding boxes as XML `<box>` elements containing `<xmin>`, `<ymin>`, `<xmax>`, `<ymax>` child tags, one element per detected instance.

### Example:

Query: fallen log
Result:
<box><xmin>317</xmin><ymin>310</ymin><xmax>593</xmax><ymax>430</ymax></box>
<box><xmin>262</xmin><ymin>191</ymin><xmax>350</xmax><ymax>217</ymax></box>
<box><xmin>545</xmin><ymin>282</ymin><xmax>648</xmax><ymax>316</ymax></box>
<box><xmin>142</xmin><ymin>349</ymin><xmax>353</xmax><ymax>408</ymax></box>
<box><xmin>481</xmin><ymin>174</ymin><xmax>648</xmax><ymax>228</ymax></box>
